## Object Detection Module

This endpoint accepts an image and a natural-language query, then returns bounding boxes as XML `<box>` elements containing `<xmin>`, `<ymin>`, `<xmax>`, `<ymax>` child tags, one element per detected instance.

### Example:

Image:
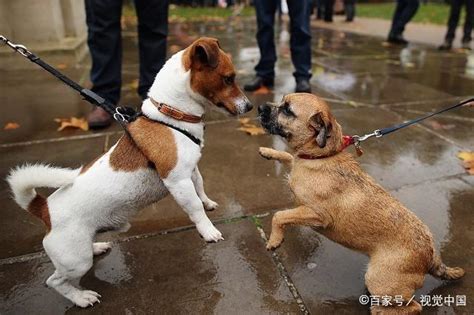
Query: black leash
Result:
<box><xmin>347</xmin><ymin>97</ymin><xmax>474</xmax><ymax>154</ymax></box>
<box><xmin>0</xmin><ymin>35</ymin><xmax>201</xmax><ymax>146</ymax></box>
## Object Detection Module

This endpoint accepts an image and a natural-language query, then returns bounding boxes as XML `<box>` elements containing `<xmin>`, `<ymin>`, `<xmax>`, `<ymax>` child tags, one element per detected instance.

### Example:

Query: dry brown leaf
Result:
<box><xmin>253</xmin><ymin>85</ymin><xmax>271</xmax><ymax>95</ymax></box>
<box><xmin>56</xmin><ymin>63</ymin><xmax>67</xmax><ymax>70</ymax></box>
<box><xmin>125</xmin><ymin>79</ymin><xmax>139</xmax><ymax>91</ymax></box>
<box><xmin>457</xmin><ymin>151</ymin><xmax>474</xmax><ymax>175</ymax></box>
<box><xmin>54</xmin><ymin>117</ymin><xmax>89</xmax><ymax>131</ymax></box>
<box><xmin>238</xmin><ymin>118</ymin><xmax>265</xmax><ymax>136</ymax></box>
<box><xmin>4</xmin><ymin>122</ymin><xmax>20</xmax><ymax>130</ymax></box>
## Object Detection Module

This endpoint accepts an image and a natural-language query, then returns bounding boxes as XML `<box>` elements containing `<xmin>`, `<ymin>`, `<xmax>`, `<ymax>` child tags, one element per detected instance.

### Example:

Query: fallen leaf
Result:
<box><xmin>253</xmin><ymin>85</ymin><xmax>271</xmax><ymax>95</ymax></box>
<box><xmin>54</xmin><ymin>117</ymin><xmax>89</xmax><ymax>131</ymax></box>
<box><xmin>427</xmin><ymin>120</ymin><xmax>455</xmax><ymax>130</ymax></box>
<box><xmin>4</xmin><ymin>122</ymin><xmax>20</xmax><ymax>130</ymax></box>
<box><xmin>125</xmin><ymin>79</ymin><xmax>139</xmax><ymax>91</ymax></box>
<box><xmin>56</xmin><ymin>63</ymin><xmax>67</xmax><ymax>70</ymax></box>
<box><xmin>382</xmin><ymin>41</ymin><xmax>391</xmax><ymax>47</ymax></box>
<box><xmin>457</xmin><ymin>151</ymin><xmax>474</xmax><ymax>175</ymax></box>
<box><xmin>237</xmin><ymin>118</ymin><xmax>265</xmax><ymax>136</ymax></box>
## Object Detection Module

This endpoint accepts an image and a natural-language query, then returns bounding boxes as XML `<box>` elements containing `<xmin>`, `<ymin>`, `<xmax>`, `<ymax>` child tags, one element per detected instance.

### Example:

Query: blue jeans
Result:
<box><xmin>388</xmin><ymin>0</ymin><xmax>420</xmax><ymax>38</ymax></box>
<box><xmin>254</xmin><ymin>0</ymin><xmax>312</xmax><ymax>81</ymax></box>
<box><xmin>85</xmin><ymin>0</ymin><xmax>169</xmax><ymax>104</ymax></box>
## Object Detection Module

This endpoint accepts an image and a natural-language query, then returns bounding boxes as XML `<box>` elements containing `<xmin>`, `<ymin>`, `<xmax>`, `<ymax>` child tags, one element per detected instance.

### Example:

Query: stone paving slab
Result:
<box><xmin>0</xmin><ymin>219</ymin><xmax>302</xmax><ymax>315</ymax></box>
<box><xmin>259</xmin><ymin>176</ymin><xmax>473</xmax><ymax>314</ymax></box>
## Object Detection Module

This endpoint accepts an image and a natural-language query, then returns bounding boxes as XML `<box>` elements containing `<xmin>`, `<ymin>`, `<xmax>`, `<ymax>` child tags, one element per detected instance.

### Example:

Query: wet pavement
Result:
<box><xmin>1</xmin><ymin>17</ymin><xmax>473</xmax><ymax>314</ymax></box>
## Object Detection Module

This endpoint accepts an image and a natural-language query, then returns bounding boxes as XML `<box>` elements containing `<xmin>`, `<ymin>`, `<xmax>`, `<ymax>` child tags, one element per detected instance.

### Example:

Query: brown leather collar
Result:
<box><xmin>150</xmin><ymin>97</ymin><xmax>203</xmax><ymax>124</ymax></box>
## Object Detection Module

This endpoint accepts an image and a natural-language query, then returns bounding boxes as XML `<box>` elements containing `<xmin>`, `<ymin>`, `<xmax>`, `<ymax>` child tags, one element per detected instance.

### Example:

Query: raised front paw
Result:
<box><xmin>203</xmin><ymin>199</ymin><xmax>219</xmax><ymax>211</ymax></box>
<box><xmin>93</xmin><ymin>242</ymin><xmax>112</xmax><ymax>256</ymax></box>
<box><xmin>197</xmin><ymin>222</ymin><xmax>224</xmax><ymax>243</ymax></box>
<box><xmin>259</xmin><ymin>147</ymin><xmax>275</xmax><ymax>160</ymax></box>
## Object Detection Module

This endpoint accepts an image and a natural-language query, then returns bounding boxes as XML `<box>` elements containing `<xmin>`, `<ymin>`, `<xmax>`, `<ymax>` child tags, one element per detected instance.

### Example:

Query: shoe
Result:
<box><xmin>387</xmin><ymin>35</ymin><xmax>409</xmax><ymax>45</ymax></box>
<box><xmin>87</xmin><ymin>107</ymin><xmax>113</xmax><ymax>129</ymax></box>
<box><xmin>295</xmin><ymin>79</ymin><xmax>311</xmax><ymax>93</ymax></box>
<box><xmin>438</xmin><ymin>40</ymin><xmax>453</xmax><ymax>51</ymax></box>
<box><xmin>243</xmin><ymin>76</ymin><xmax>274</xmax><ymax>92</ymax></box>
<box><xmin>462</xmin><ymin>40</ymin><xmax>472</xmax><ymax>50</ymax></box>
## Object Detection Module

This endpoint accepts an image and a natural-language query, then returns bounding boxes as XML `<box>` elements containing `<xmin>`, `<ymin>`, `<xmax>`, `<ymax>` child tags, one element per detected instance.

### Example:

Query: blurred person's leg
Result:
<box><xmin>440</xmin><ymin>0</ymin><xmax>462</xmax><ymax>50</ymax></box>
<box><xmin>244</xmin><ymin>0</ymin><xmax>277</xmax><ymax>91</ymax></box>
<box><xmin>462</xmin><ymin>0</ymin><xmax>473</xmax><ymax>49</ymax></box>
<box><xmin>344</xmin><ymin>0</ymin><xmax>355</xmax><ymax>22</ymax></box>
<box><xmin>388</xmin><ymin>0</ymin><xmax>419</xmax><ymax>44</ymax></box>
<box><xmin>287</xmin><ymin>0</ymin><xmax>312</xmax><ymax>92</ymax></box>
<box><xmin>324</xmin><ymin>0</ymin><xmax>334</xmax><ymax>22</ymax></box>
<box><xmin>85</xmin><ymin>0</ymin><xmax>123</xmax><ymax>128</ymax></box>
<box><xmin>134</xmin><ymin>0</ymin><xmax>169</xmax><ymax>100</ymax></box>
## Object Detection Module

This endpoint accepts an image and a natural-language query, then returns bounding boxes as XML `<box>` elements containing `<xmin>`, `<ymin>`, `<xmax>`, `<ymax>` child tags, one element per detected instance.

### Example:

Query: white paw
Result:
<box><xmin>93</xmin><ymin>242</ymin><xmax>112</xmax><ymax>255</ymax></box>
<box><xmin>196</xmin><ymin>222</ymin><xmax>224</xmax><ymax>243</ymax></box>
<box><xmin>72</xmin><ymin>290</ymin><xmax>101</xmax><ymax>308</ymax></box>
<box><xmin>203</xmin><ymin>199</ymin><xmax>219</xmax><ymax>211</ymax></box>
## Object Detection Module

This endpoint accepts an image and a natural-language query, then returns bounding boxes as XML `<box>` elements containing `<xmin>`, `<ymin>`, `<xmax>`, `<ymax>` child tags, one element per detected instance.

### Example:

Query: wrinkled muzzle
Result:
<box><xmin>258</xmin><ymin>103</ymin><xmax>288</xmax><ymax>138</ymax></box>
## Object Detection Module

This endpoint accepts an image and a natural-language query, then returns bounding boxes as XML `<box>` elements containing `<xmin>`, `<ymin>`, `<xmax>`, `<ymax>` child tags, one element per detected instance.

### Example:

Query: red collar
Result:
<box><xmin>150</xmin><ymin>97</ymin><xmax>203</xmax><ymax>124</ymax></box>
<box><xmin>297</xmin><ymin>136</ymin><xmax>357</xmax><ymax>160</ymax></box>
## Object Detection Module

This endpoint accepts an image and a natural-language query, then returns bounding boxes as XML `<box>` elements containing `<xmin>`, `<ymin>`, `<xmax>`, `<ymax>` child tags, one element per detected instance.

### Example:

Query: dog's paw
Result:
<box><xmin>203</xmin><ymin>199</ymin><xmax>219</xmax><ymax>211</ymax></box>
<box><xmin>72</xmin><ymin>290</ymin><xmax>101</xmax><ymax>308</ymax></box>
<box><xmin>266</xmin><ymin>236</ymin><xmax>283</xmax><ymax>251</ymax></box>
<box><xmin>197</xmin><ymin>222</ymin><xmax>224</xmax><ymax>243</ymax></box>
<box><xmin>93</xmin><ymin>242</ymin><xmax>112</xmax><ymax>256</ymax></box>
<box><xmin>259</xmin><ymin>147</ymin><xmax>274</xmax><ymax>160</ymax></box>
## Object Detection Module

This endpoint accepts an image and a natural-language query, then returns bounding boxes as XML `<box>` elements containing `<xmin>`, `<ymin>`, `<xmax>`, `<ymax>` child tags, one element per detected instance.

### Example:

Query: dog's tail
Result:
<box><xmin>6</xmin><ymin>164</ymin><xmax>80</xmax><ymax>210</ymax></box>
<box><xmin>429</xmin><ymin>253</ymin><xmax>465</xmax><ymax>280</ymax></box>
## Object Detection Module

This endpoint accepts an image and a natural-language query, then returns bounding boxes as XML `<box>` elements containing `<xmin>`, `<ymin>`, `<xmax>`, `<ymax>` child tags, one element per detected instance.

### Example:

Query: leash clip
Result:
<box><xmin>113</xmin><ymin>107</ymin><xmax>131</xmax><ymax>123</ymax></box>
<box><xmin>0</xmin><ymin>35</ymin><xmax>31</xmax><ymax>58</ymax></box>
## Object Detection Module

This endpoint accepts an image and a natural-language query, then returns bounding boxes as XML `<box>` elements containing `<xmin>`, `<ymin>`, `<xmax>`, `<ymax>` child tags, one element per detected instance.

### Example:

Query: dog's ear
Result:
<box><xmin>309</xmin><ymin>112</ymin><xmax>332</xmax><ymax>148</ymax></box>
<box><xmin>193</xmin><ymin>38</ymin><xmax>220</xmax><ymax>69</ymax></box>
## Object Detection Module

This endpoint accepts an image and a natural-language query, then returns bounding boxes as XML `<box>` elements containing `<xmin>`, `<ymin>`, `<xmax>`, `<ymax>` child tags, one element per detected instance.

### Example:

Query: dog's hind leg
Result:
<box><xmin>43</xmin><ymin>230</ymin><xmax>100</xmax><ymax>307</ymax></box>
<box><xmin>267</xmin><ymin>206</ymin><xmax>329</xmax><ymax>250</ymax></box>
<box><xmin>191</xmin><ymin>166</ymin><xmax>218</xmax><ymax>211</ymax></box>
<box><xmin>366</xmin><ymin>258</ymin><xmax>424</xmax><ymax>314</ymax></box>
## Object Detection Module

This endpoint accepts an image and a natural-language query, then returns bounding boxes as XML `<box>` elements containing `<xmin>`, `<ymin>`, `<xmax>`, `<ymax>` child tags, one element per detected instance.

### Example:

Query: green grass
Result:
<box><xmin>357</xmin><ymin>3</ymin><xmax>458</xmax><ymax>25</ymax></box>
<box><xmin>169</xmin><ymin>5</ymin><xmax>255</xmax><ymax>20</ymax></box>
<box><xmin>124</xmin><ymin>4</ymin><xmax>255</xmax><ymax>21</ymax></box>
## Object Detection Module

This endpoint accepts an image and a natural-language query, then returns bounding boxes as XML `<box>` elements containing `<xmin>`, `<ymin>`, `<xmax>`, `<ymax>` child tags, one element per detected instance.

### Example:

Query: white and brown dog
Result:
<box><xmin>7</xmin><ymin>37</ymin><xmax>252</xmax><ymax>307</ymax></box>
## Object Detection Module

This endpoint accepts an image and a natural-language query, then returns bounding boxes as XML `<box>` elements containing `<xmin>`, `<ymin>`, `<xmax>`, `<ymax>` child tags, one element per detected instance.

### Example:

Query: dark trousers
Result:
<box><xmin>85</xmin><ymin>0</ymin><xmax>169</xmax><ymax>104</ymax></box>
<box><xmin>344</xmin><ymin>0</ymin><xmax>355</xmax><ymax>21</ymax></box>
<box><xmin>445</xmin><ymin>0</ymin><xmax>474</xmax><ymax>42</ymax></box>
<box><xmin>254</xmin><ymin>0</ymin><xmax>312</xmax><ymax>80</ymax></box>
<box><xmin>324</xmin><ymin>0</ymin><xmax>335</xmax><ymax>22</ymax></box>
<box><xmin>389</xmin><ymin>0</ymin><xmax>420</xmax><ymax>38</ymax></box>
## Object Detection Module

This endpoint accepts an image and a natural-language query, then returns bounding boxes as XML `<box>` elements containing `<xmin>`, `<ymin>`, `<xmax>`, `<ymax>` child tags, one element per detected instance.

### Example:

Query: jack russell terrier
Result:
<box><xmin>7</xmin><ymin>37</ymin><xmax>252</xmax><ymax>307</ymax></box>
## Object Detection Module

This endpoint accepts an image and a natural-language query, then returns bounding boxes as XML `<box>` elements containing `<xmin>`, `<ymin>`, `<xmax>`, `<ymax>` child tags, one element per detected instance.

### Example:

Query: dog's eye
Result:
<box><xmin>223</xmin><ymin>75</ymin><xmax>235</xmax><ymax>85</ymax></box>
<box><xmin>282</xmin><ymin>105</ymin><xmax>295</xmax><ymax>117</ymax></box>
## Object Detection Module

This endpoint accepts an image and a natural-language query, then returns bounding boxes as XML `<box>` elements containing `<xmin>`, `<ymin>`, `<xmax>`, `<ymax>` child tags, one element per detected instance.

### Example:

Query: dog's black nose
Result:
<box><xmin>245</xmin><ymin>102</ymin><xmax>253</xmax><ymax>112</ymax></box>
<box><xmin>258</xmin><ymin>104</ymin><xmax>270</xmax><ymax>115</ymax></box>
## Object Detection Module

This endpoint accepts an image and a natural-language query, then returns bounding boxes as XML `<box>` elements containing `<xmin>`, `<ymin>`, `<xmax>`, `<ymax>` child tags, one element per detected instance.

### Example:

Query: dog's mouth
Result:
<box><xmin>259</xmin><ymin>115</ymin><xmax>289</xmax><ymax>138</ymax></box>
<box><xmin>216</xmin><ymin>102</ymin><xmax>238</xmax><ymax>116</ymax></box>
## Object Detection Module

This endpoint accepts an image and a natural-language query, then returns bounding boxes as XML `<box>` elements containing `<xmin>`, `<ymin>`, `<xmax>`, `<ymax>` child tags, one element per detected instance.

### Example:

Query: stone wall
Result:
<box><xmin>0</xmin><ymin>0</ymin><xmax>88</xmax><ymax>69</ymax></box>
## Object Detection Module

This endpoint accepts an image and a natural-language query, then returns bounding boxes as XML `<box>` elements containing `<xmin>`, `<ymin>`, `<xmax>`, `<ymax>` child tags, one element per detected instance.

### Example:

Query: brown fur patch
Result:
<box><xmin>182</xmin><ymin>37</ymin><xmax>244</xmax><ymax>115</ymax></box>
<box><xmin>121</xmin><ymin>117</ymin><xmax>178</xmax><ymax>178</ymax></box>
<box><xmin>28</xmin><ymin>195</ymin><xmax>51</xmax><ymax>231</ymax></box>
<box><xmin>109</xmin><ymin>135</ymin><xmax>149</xmax><ymax>172</ymax></box>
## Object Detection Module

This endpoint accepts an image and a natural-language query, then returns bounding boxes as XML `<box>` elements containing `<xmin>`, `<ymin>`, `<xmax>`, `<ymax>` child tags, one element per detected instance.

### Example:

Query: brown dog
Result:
<box><xmin>258</xmin><ymin>93</ymin><xmax>465</xmax><ymax>314</ymax></box>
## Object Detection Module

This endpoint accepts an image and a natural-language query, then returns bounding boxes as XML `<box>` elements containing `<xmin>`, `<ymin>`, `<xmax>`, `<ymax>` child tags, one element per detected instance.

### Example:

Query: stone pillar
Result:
<box><xmin>0</xmin><ymin>0</ymin><xmax>88</xmax><ymax>69</ymax></box>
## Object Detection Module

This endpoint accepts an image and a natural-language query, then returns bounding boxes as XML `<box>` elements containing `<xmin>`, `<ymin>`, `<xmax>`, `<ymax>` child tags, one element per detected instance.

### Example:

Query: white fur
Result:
<box><xmin>7</xmin><ymin>164</ymin><xmax>80</xmax><ymax>209</ymax></box>
<box><xmin>7</xmin><ymin>46</ymin><xmax>251</xmax><ymax>308</ymax></box>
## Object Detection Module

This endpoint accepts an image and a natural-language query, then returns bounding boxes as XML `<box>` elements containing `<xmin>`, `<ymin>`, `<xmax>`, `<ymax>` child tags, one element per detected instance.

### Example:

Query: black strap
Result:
<box><xmin>378</xmin><ymin>98</ymin><xmax>474</xmax><ymax>136</ymax></box>
<box><xmin>141</xmin><ymin>116</ymin><xmax>201</xmax><ymax>146</ymax></box>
